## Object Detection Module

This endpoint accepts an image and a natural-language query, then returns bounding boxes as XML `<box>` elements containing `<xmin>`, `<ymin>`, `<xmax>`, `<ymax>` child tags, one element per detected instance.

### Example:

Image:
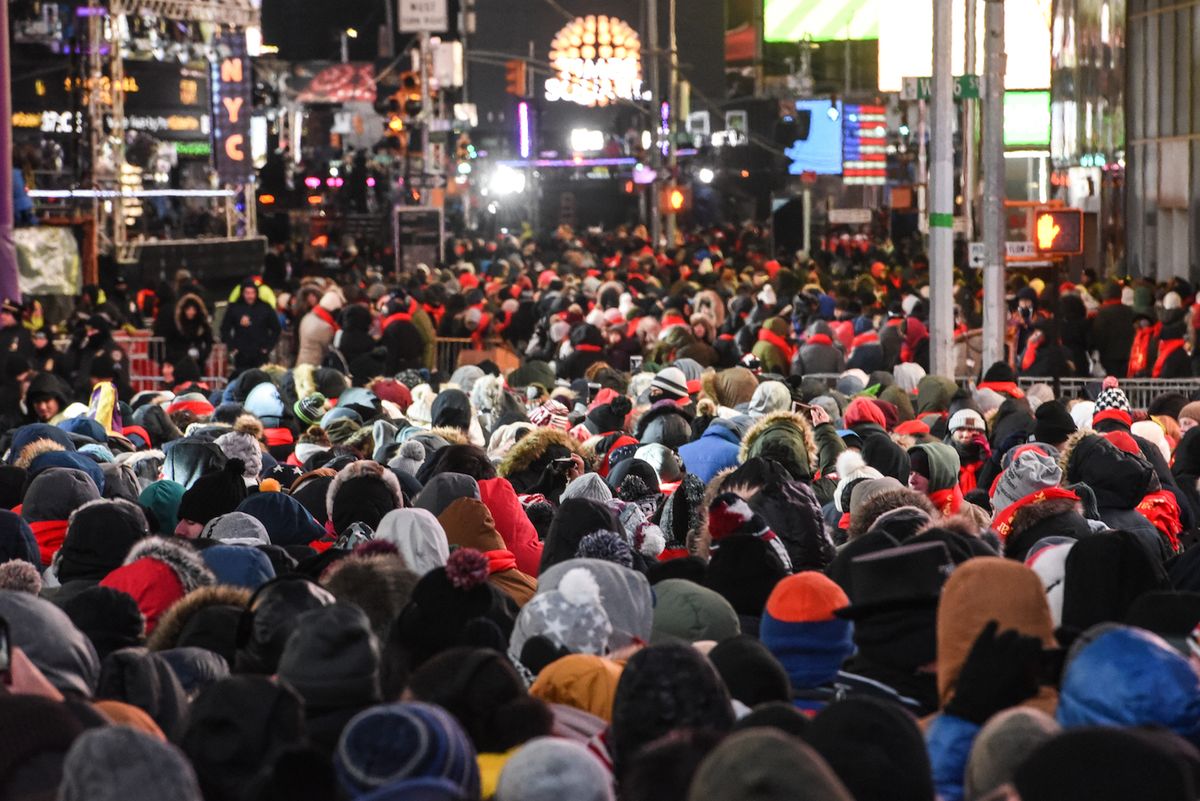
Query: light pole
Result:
<box><xmin>928</xmin><ymin>0</ymin><xmax>956</xmax><ymax>378</ymax></box>
<box><xmin>981</xmin><ymin>0</ymin><xmax>1007</xmax><ymax>371</ymax></box>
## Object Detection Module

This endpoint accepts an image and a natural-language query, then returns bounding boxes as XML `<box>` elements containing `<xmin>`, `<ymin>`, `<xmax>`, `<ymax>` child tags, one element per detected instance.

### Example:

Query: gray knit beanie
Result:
<box><xmin>214</xmin><ymin>431</ymin><xmax>262</xmax><ymax>480</ymax></box>
<box><xmin>200</xmin><ymin>511</ymin><xmax>270</xmax><ymax>545</ymax></box>
<box><xmin>497</xmin><ymin>737</ymin><xmax>614</xmax><ymax>801</ymax></box>
<box><xmin>991</xmin><ymin>449</ymin><xmax>1062</xmax><ymax>516</ymax></box>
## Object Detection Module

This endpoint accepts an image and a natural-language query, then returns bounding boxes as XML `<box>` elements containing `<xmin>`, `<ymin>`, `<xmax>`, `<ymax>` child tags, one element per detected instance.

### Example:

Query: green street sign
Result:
<box><xmin>902</xmin><ymin>75</ymin><xmax>980</xmax><ymax>102</ymax></box>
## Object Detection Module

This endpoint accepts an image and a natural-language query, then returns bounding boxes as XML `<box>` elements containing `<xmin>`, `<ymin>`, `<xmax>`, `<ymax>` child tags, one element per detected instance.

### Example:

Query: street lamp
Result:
<box><xmin>698</xmin><ymin>167</ymin><xmax>715</xmax><ymax>184</ymax></box>
<box><xmin>340</xmin><ymin>28</ymin><xmax>358</xmax><ymax>62</ymax></box>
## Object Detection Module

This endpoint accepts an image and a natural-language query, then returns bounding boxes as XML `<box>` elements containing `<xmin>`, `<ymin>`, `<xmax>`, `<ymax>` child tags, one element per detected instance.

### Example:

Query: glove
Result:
<box><xmin>944</xmin><ymin>620</ymin><xmax>1042</xmax><ymax>725</ymax></box>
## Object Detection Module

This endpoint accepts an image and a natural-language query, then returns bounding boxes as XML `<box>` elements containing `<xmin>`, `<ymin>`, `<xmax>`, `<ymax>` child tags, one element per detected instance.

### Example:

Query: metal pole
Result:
<box><xmin>0</xmin><ymin>0</ymin><xmax>16</xmax><ymax>302</ymax></box>
<box><xmin>383</xmin><ymin>0</ymin><xmax>396</xmax><ymax>59</ymax></box>
<box><xmin>664</xmin><ymin>0</ymin><xmax>678</xmax><ymax>249</ymax></box>
<box><xmin>802</xmin><ymin>186</ymin><xmax>812</xmax><ymax>255</ymax></box>
<box><xmin>419</xmin><ymin>31</ymin><xmax>432</xmax><ymax>175</ymax></box>
<box><xmin>341</xmin><ymin>31</ymin><xmax>349</xmax><ymax>63</ymax></box>
<box><xmin>962</xmin><ymin>0</ymin><xmax>976</xmax><ymax>241</ymax></box>
<box><xmin>981</xmin><ymin>0</ymin><xmax>1006</xmax><ymax>371</ymax></box>
<box><xmin>929</xmin><ymin>0</ymin><xmax>956</xmax><ymax>378</ymax></box>
<box><xmin>646</xmin><ymin>0</ymin><xmax>661</xmax><ymax>246</ymax></box>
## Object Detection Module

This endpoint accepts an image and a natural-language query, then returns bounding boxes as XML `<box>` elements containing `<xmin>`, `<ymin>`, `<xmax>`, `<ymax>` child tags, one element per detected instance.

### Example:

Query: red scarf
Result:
<box><xmin>1020</xmin><ymin>337</ymin><xmax>1042</xmax><ymax>372</ymax></box>
<box><xmin>264</xmin><ymin>427</ymin><xmax>294</xmax><ymax>447</ymax></box>
<box><xmin>484</xmin><ymin>549</ymin><xmax>519</xmax><ymax>574</ymax></box>
<box><xmin>1102</xmin><ymin>298</ymin><xmax>1124</xmax><ymax>307</ymax></box>
<box><xmin>574</xmin><ymin>344</ymin><xmax>602</xmax><ymax>353</ymax></box>
<box><xmin>977</xmin><ymin>381</ymin><xmax>1025</xmax><ymax>399</ymax></box>
<box><xmin>851</xmin><ymin>330</ymin><xmax>879</xmax><ymax>348</ymax></box>
<box><xmin>382</xmin><ymin>311</ymin><xmax>413</xmax><ymax>329</ymax></box>
<box><xmin>313</xmin><ymin>306</ymin><xmax>340</xmax><ymax>332</ymax></box>
<box><xmin>1152</xmin><ymin>339</ymin><xmax>1187</xmax><ymax>378</ymax></box>
<box><xmin>470</xmin><ymin>311</ymin><xmax>491</xmax><ymax>348</ymax></box>
<box><xmin>29</xmin><ymin>518</ymin><xmax>68</xmax><ymax>567</ymax></box>
<box><xmin>662</xmin><ymin>313</ymin><xmax>688</xmax><ymax>330</ymax></box>
<box><xmin>1137</xmin><ymin>489</ymin><xmax>1183</xmax><ymax>554</ymax></box>
<box><xmin>993</xmin><ymin>487</ymin><xmax>1079</xmax><ymax>543</ymax></box>
<box><xmin>805</xmin><ymin>334</ymin><xmax>834</xmax><ymax>347</ymax></box>
<box><xmin>1128</xmin><ymin>324</ymin><xmax>1159</xmax><ymax>376</ymax></box>
<box><xmin>657</xmin><ymin>546</ymin><xmax>691</xmax><ymax>562</ymax></box>
<box><xmin>958</xmin><ymin>461</ymin><xmax>983</xmax><ymax>495</ymax></box>
<box><xmin>757</xmin><ymin>328</ymin><xmax>796</xmax><ymax>362</ymax></box>
<box><xmin>928</xmin><ymin>486</ymin><xmax>964</xmax><ymax>517</ymax></box>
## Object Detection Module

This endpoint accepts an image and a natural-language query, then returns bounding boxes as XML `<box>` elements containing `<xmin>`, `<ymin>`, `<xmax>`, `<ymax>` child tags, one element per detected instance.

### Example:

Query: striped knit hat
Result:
<box><xmin>759</xmin><ymin>572</ymin><xmax>855</xmax><ymax>691</ymax></box>
<box><xmin>707</xmin><ymin>493</ymin><xmax>793</xmax><ymax>572</ymax></box>
<box><xmin>650</xmin><ymin>367</ymin><xmax>689</xmax><ymax>400</ymax></box>
<box><xmin>528</xmin><ymin>399</ymin><xmax>571</xmax><ymax>431</ymax></box>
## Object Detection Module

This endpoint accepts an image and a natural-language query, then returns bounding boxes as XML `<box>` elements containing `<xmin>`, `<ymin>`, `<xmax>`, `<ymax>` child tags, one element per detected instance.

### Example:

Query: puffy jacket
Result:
<box><xmin>678</xmin><ymin>420</ymin><xmax>742</xmax><ymax>485</ymax></box>
<box><xmin>1057</xmin><ymin>625</ymin><xmax>1200</xmax><ymax>742</ymax></box>
<box><xmin>478</xmin><ymin>477</ymin><xmax>543</xmax><ymax>577</ymax></box>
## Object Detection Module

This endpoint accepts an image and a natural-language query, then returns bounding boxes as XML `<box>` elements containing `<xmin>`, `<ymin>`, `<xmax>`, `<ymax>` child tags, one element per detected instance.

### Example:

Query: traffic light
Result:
<box><xmin>456</xmin><ymin>133</ymin><xmax>472</xmax><ymax>161</ymax></box>
<box><xmin>661</xmin><ymin>184</ymin><xmax>691</xmax><ymax>214</ymax></box>
<box><xmin>505</xmin><ymin>59</ymin><xmax>527</xmax><ymax>97</ymax></box>
<box><xmin>1034</xmin><ymin>208</ymin><xmax>1084</xmax><ymax>256</ymax></box>
<box><xmin>397</xmin><ymin>72</ymin><xmax>422</xmax><ymax>117</ymax></box>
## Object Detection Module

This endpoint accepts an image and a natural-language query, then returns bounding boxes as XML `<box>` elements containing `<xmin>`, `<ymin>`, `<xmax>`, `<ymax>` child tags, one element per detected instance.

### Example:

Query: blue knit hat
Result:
<box><xmin>335</xmin><ymin>702</ymin><xmax>480</xmax><ymax>799</ymax></box>
<box><xmin>759</xmin><ymin>572</ymin><xmax>856</xmax><ymax>692</ymax></box>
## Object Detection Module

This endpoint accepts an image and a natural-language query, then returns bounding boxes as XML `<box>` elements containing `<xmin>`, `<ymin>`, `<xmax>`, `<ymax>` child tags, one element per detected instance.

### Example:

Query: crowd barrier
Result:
<box><xmin>54</xmin><ymin>334</ymin><xmax>229</xmax><ymax>392</ymax></box>
<box><xmin>799</xmin><ymin>372</ymin><xmax>1200</xmax><ymax>412</ymax></box>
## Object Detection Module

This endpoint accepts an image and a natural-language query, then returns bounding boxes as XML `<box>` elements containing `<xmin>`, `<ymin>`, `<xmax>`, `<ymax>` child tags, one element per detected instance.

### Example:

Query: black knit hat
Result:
<box><xmin>177</xmin><ymin>459</ymin><xmax>249</xmax><ymax>525</ymax></box>
<box><xmin>586</xmin><ymin>395</ymin><xmax>632</xmax><ymax>436</ymax></box>
<box><xmin>707</xmin><ymin>634</ymin><xmax>792</xmax><ymax>708</ymax></box>
<box><xmin>57</xmin><ymin>499</ymin><xmax>151</xmax><ymax>583</ymax></box>
<box><xmin>61</xmin><ymin>586</ymin><xmax>146</xmax><ymax>660</ymax></box>
<box><xmin>1033</xmin><ymin>400</ymin><xmax>1077</xmax><ymax>446</ymax></box>
<box><xmin>277</xmin><ymin>603</ymin><xmax>382</xmax><ymax>709</ymax></box>
<box><xmin>330</xmin><ymin>474</ymin><xmax>401</xmax><ymax>536</ymax></box>
<box><xmin>705</xmin><ymin>536</ymin><xmax>788</xmax><ymax>617</ymax></box>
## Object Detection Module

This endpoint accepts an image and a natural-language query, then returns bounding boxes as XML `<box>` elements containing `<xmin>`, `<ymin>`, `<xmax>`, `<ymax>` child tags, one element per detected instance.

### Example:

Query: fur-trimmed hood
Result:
<box><xmin>14</xmin><ymin>437</ymin><xmax>66</xmax><ymax>470</ymax></box>
<box><xmin>738</xmin><ymin>410</ymin><xmax>817</xmax><ymax>479</ymax></box>
<box><xmin>123</xmin><ymin>536</ymin><xmax>215</xmax><ymax>594</ymax></box>
<box><xmin>174</xmin><ymin>292</ymin><xmax>211</xmax><ymax>336</ymax></box>
<box><xmin>498</xmin><ymin>427</ymin><xmax>584</xmax><ymax>478</ymax></box>
<box><xmin>324</xmin><ymin>460</ymin><xmax>404</xmax><ymax>522</ymax></box>
<box><xmin>146</xmin><ymin>584</ymin><xmax>251</xmax><ymax>652</ymax></box>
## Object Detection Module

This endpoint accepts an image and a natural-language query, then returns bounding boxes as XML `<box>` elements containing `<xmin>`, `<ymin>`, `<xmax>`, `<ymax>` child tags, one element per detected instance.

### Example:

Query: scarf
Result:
<box><xmin>1137</xmin><ymin>489</ymin><xmax>1183</xmax><ymax>554</ymax></box>
<box><xmin>484</xmin><ymin>549</ymin><xmax>519</xmax><ymax>574</ymax></box>
<box><xmin>662</xmin><ymin>313</ymin><xmax>688</xmax><ymax>330</ymax></box>
<box><xmin>313</xmin><ymin>306</ymin><xmax>339</xmax><ymax>332</ymax></box>
<box><xmin>1128</xmin><ymin>324</ymin><xmax>1159</xmax><ymax>376</ymax></box>
<box><xmin>757</xmin><ymin>327</ymin><xmax>796</xmax><ymax>362</ymax></box>
<box><xmin>1020</xmin><ymin>336</ymin><xmax>1042</xmax><ymax>372</ymax></box>
<box><xmin>927</xmin><ymin>486</ymin><xmax>964</xmax><ymax>517</ymax></box>
<box><xmin>574</xmin><ymin>343</ymin><xmax>602</xmax><ymax>353</ymax></box>
<box><xmin>470</xmin><ymin>311</ymin><xmax>491</xmax><ymax>348</ymax></box>
<box><xmin>977</xmin><ymin>381</ymin><xmax>1025</xmax><ymax>399</ymax></box>
<box><xmin>805</xmin><ymin>333</ymin><xmax>834</xmax><ymax>347</ymax></box>
<box><xmin>29</xmin><ymin>518</ymin><xmax>69</xmax><ymax>567</ymax></box>
<box><xmin>1152</xmin><ymin>338</ymin><xmax>1187</xmax><ymax>378</ymax></box>
<box><xmin>992</xmin><ymin>487</ymin><xmax>1079</xmax><ymax>543</ymax></box>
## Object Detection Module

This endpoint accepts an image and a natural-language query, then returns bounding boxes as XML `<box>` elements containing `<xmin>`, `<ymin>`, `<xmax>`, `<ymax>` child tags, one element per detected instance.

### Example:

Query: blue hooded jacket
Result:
<box><xmin>678</xmin><ymin>419</ymin><xmax>744</xmax><ymax>485</ymax></box>
<box><xmin>1057</xmin><ymin>625</ymin><xmax>1200</xmax><ymax>743</ymax></box>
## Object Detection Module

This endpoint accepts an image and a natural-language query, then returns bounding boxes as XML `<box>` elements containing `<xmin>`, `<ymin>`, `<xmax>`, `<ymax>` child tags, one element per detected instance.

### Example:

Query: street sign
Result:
<box><xmin>828</xmin><ymin>208</ymin><xmax>872</xmax><ymax>225</ymax></box>
<box><xmin>969</xmin><ymin>242</ymin><xmax>985</xmax><ymax>268</ymax></box>
<box><xmin>398</xmin><ymin>0</ymin><xmax>448</xmax><ymax>32</ymax></box>
<box><xmin>1034</xmin><ymin>208</ymin><xmax>1084</xmax><ymax>256</ymax></box>
<box><xmin>900</xmin><ymin>75</ymin><xmax>980</xmax><ymax>102</ymax></box>
<box><xmin>1006</xmin><ymin>241</ymin><xmax>1036</xmax><ymax>258</ymax></box>
<box><xmin>409</xmin><ymin>174</ymin><xmax>447</xmax><ymax>189</ymax></box>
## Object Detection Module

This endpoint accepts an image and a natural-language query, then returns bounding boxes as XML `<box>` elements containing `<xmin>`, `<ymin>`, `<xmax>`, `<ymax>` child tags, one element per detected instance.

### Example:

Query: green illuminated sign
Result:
<box><xmin>765</xmin><ymin>0</ymin><xmax>881</xmax><ymax>42</ymax></box>
<box><xmin>1004</xmin><ymin>90</ymin><xmax>1051</xmax><ymax>148</ymax></box>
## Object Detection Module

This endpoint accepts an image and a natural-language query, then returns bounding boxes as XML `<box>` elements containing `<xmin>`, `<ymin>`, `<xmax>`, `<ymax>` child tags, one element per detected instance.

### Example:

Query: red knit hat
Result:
<box><xmin>764</xmin><ymin>572</ymin><xmax>849</xmax><ymax>623</ymax></box>
<box><xmin>894</xmin><ymin>419</ymin><xmax>931</xmax><ymax>437</ymax></box>
<box><xmin>844</xmin><ymin>397</ymin><xmax>887</xmax><ymax>429</ymax></box>
<box><xmin>1102</xmin><ymin>430</ymin><xmax>1142</xmax><ymax>456</ymax></box>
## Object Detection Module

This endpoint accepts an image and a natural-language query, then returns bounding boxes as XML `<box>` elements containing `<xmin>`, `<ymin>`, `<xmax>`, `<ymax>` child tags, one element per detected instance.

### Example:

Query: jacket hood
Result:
<box><xmin>1057</xmin><ymin>625</ymin><xmax>1200</xmax><ymax>741</ymax></box>
<box><xmin>146</xmin><ymin>584</ymin><xmax>252</xmax><ymax>652</ymax></box>
<box><xmin>236</xmin><ymin>492</ymin><xmax>326</xmax><ymax>546</ymax></box>
<box><xmin>528</xmin><ymin>653</ymin><xmax>623</xmax><ymax>722</ymax></box>
<box><xmin>497</xmin><ymin>427</ymin><xmax>582</xmax><ymax>479</ymax></box>
<box><xmin>25</xmin><ymin>371</ymin><xmax>72</xmax><ymax>406</ymax></box>
<box><xmin>916</xmin><ymin>376</ymin><xmax>957</xmax><ymax>415</ymax></box>
<box><xmin>439</xmin><ymin>498</ymin><xmax>506</xmax><ymax>551</ymax></box>
<box><xmin>739</xmin><ymin>410</ymin><xmax>817</xmax><ymax>480</ymax></box>
<box><xmin>163</xmin><ymin>438</ymin><xmax>226</xmax><ymax>491</ymax></box>
<box><xmin>374</xmin><ymin>508</ymin><xmax>450</xmax><ymax>575</ymax></box>
<box><xmin>1061</xmin><ymin>432</ymin><xmax>1154</xmax><ymax>510</ymax></box>
<box><xmin>536</xmin><ymin>558</ymin><xmax>652</xmax><ymax>649</ymax></box>
<box><xmin>0</xmin><ymin>589</ymin><xmax>99</xmax><ymax>697</ymax></box>
<box><xmin>413</xmin><ymin>472</ymin><xmax>481</xmax><ymax>517</ymax></box>
<box><xmin>936</xmin><ymin>558</ymin><xmax>1057</xmax><ymax>712</ymax></box>
<box><xmin>431</xmin><ymin>389</ymin><xmax>473</xmax><ymax>431</ymax></box>
<box><xmin>701</xmin><ymin>367</ymin><xmax>758</xmax><ymax>409</ymax></box>
<box><xmin>909</xmin><ymin>442</ymin><xmax>960</xmax><ymax>493</ymax></box>
<box><xmin>325</xmin><ymin>460</ymin><xmax>404</xmax><ymax>532</ymax></box>
<box><xmin>174</xmin><ymin>292</ymin><xmax>211</xmax><ymax>332</ymax></box>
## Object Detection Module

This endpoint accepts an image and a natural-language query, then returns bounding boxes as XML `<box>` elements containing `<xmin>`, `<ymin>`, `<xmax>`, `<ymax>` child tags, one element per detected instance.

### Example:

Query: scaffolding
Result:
<box><xmin>86</xmin><ymin>0</ymin><xmax>261</xmax><ymax>263</ymax></box>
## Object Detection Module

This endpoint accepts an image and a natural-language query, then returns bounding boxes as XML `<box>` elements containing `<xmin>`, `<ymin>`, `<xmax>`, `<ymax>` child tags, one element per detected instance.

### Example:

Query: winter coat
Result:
<box><xmin>751</xmin><ymin>319</ymin><xmax>794</xmax><ymax>375</ymax></box>
<box><xmin>1090</xmin><ymin>302</ymin><xmax>1135</xmax><ymax>377</ymax></box>
<box><xmin>477</xmin><ymin>477</ymin><xmax>544</xmax><ymax>577</ymax></box>
<box><xmin>739</xmin><ymin>411</ymin><xmax>839</xmax><ymax>504</ymax></box>
<box><xmin>220</xmin><ymin>294</ymin><xmax>281</xmax><ymax>370</ymax></box>
<box><xmin>678</xmin><ymin>419</ymin><xmax>743</xmax><ymax>485</ymax></box>
<box><xmin>1002</xmin><ymin>495</ymin><xmax>1093</xmax><ymax>562</ymax></box>
<box><xmin>381</xmin><ymin>298</ymin><xmax>434</xmax><ymax>373</ymax></box>
<box><xmin>793</xmin><ymin>341</ymin><xmax>845</xmax><ymax>376</ymax></box>
<box><xmin>439</xmin><ymin>498</ymin><xmax>536</xmax><ymax>607</ymax></box>
<box><xmin>296</xmin><ymin>310</ymin><xmax>338</xmax><ymax>367</ymax></box>
<box><xmin>163</xmin><ymin>293</ymin><xmax>214</xmax><ymax>366</ymax></box>
<box><xmin>747</xmin><ymin>478</ymin><xmax>836</xmax><ymax>572</ymax></box>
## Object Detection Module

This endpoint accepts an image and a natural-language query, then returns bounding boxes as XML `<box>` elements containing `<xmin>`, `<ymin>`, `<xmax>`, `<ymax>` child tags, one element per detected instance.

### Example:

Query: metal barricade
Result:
<box><xmin>435</xmin><ymin>337</ymin><xmax>475</xmax><ymax>375</ymax></box>
<box><xmin>1018</xmin><ymin>376</ymin><xmax>1200</xmax><ymax>410</ymax></box>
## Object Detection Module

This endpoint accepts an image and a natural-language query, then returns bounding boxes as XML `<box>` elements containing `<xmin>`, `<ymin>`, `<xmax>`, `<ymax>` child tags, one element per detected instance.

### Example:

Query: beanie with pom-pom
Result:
<box><xmin>389</xmin><ymin>439</ymin><xmax>426</xmax><ymax>477</ymax></box>
<box><xmin>0</xmin><ymin>559</ymin><xmax>42</xmax><ymax>594</ymax></box>
<box><xmin>259</xmin><ymin>478</ymin><xmax>282</xmax><ymax>493</ymax></box>
<box><xmin>586</xmin><ymin>394</ymin><xmax>633</xmax><ymax>435</ymax></box>
<box><xmin>507</xmin><ymin>566</ymin><xmax>613</xmax><ymax>682</ymax></box>
<box><xmin>576</xmin><ymin>530</ymin><xmax>634</xmax><ymax>568</ymax></box>
<box><xmin>1094</xmin><ymin>377</ymin><xmax>1132</xmax><ymax>427</ymax></box>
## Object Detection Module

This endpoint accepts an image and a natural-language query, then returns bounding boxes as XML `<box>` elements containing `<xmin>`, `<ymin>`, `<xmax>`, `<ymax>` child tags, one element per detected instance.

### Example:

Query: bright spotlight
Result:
<box><xmin>489</xmin><ymin>166</ymin><xmax>526</xmax><ymax>196</ymax></box>
<box><xmin>698</xmin><ymin>167</ymin><xmax>715</xmax><ymax>184</ymax></box>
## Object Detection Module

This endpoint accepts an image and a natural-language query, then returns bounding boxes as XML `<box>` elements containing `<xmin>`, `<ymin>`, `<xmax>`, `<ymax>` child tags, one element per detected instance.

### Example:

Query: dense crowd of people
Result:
<box><xmin>2</xmin><ymin>224</ymin><xmax>1200</xmax><ymax>800</ymax></box>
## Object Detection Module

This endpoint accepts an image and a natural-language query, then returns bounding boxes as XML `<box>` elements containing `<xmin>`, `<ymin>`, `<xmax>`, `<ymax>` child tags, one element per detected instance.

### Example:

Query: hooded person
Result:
<box><xmin>925</xmin><ymin>558</ymin><xmax>1058</xmax><ymax>801</ymax></box>
<box><xmin>99</xmin><ymin>536</ymin><xmax>216</xmax><ymax>633</ymax></box>
<box><xmin>700</xmin><ymin>366</ymin><xmax>758</xmax><ymax>413</ymax></box>
<box><xmin>794</xmin><ymin>320</ymin><xmax>846</xmax><ymax>375</ymax></box>
<box><xmin>94</xmin><ymin>647</ymin><xmax>189</xmax><ymax>740</ymax></box>
<box><xmin>138</xmin><ymin>479</ymin><xmax>186</xmax><ymax>536</ymax></box>
<box><xmin>759</xmin><ymin>571</ymin><xmax>915</xmax><ymax>713</ymax></box>
<box><xmin>334</xmin><ymin>701</ymin><xmax>481</xmax><ymax>800</ymax></box>
<box><xmin>182</xmin><ymin>675</ymin><xmax>306</xmax><ymax>801</ymax></box>
<box><xmin>1057</xmin><ymin>531</ymin><xmax>1170</xmax><ymax>644</ymax></box>
<box><xmin>47</xmin><ymin>498</ymin><xmax>151</xmax><ymax>604</ymax></box>
<box><xmin>835</xmin><ymin>541</ymin><xmax>955</xmax><ymax>715</ymax></box>
<box><xmin>747</xmin><ymin>380</ymin><xmax>792</xmax><ymax>417</ymax></box>
<box><xmin>374</xmin><ymin>508</ymin><xmax>450</xmax><ymax>575</ymax></box>
<box><xmin>161</xmin><ymin>437</ymin><xmax>226</xmax><ymax>490</ymax></box>
<box><xmin>650</xmin><ymin>578</ymin><xmax>741</xmax><ymax>645</ymax></box>
<box><xmin>1056</xmin><ymin>624</ymin><xmax>1200</xmax><ymax>742</ymax></box>
<box><xmin>540</xmin><ymin>498</ymin><xmax>623</xmax><ymax>574</ymax></box>
<box><xmin>478</xmin><ymin>476</ymin><xmax>545</xmax><ymax>577</ymax></box>
<box><xmin>678</xmin><ymin>416</ymin><xmax>747</xmax><ymax>485</ymax></box>
<box><xmin>277</xmin><ymin>603</ymin><xmax>383</xmax><ymax>756</ymax></box>
<box><xmin>498</xmin><ymin>427</ymin><xmax>584</xmax><ymax>504</ymax></box>
<box><xmin>200</xmin><ymin>545</ymin><xmax>276</xmax><ymax>591</ymax></box>
<box><xmin>326</xmin><ymin>460</ymin><xmax>404</xmax><ymax>537</ymax></box>
<box><xmin>439</xmin><ymin>497</ymin><xmax>538</xmax><ymax>606</ymax></box>
<box><xmin>199</xmin><ymin>511</ymin><xmax>271</xmax><ymax>545</ymax></box>
<box><xmin>174</xmin><ymin>459</ymin><xmax>249</xmax><ymax>537</ymax></box>
<box><xmin>687</xmin><ymin>729</ymin><xmax>854</xmax><ymax>801</ymax></box>
<box><xmin>989</xmin><ymin>445</ymin><xmax>1091</xmax><ymax>561</ymax></box>
<box><xmin>236</xmin><ymin>492</ymin><xmax>327</xmax><ymax>548</ymax></box>
<box><xmin>536</xmin><ymin>558</ymin><xmax>652</xmax><ymax>650</ymax></box>
<box><xmin>58</xmin><ymin>727</ymin><xmax>203</xmax><ymax>801</ymax></box>
<box><xmin>635</xmin><ymin>400</ymin><xmax>694</xmax><ymax>451</ymax></box>
<box><xmin>0</xmin><ymin>588</ymin><xmax>100</xmax><ymax>697</ymax></box>
<box><xmin>1059</xmin><ymin>432</ymin><xmax>1168</xmax><ymax>561</ymax></box>
<box><xmin>704</xmin><ymin>534</ymin><xmax>789</xmax><ymax>637</ymax></box>
<box><xmin>528</xmin><ymin>653</ymin><xmax>623</xmax><ymax>726</ymax></box>
<box><xmin>908</xmin><ymin>442</ymin><xmax>964</xmax><ymax>516</ymax></box>
<box><xmin>608</xmin><ymin>642</ymin><xmax>735</xmax><ymax>774</ymax></box>
<box><xmin>805</xmin><ymin>696</ymin><xmax>936</xmax><ymax>801</ymax></box>
<box><xmin>739</xmin><ymin>409</ymin><xmax>838</xmax><ymax>502</ymax></box>
<box><xmin>20</xmin><ymin>467</ymin><xmax>101</xmax><ymax>567</ymax></box>
<box><xmin>507</xmin><ymin>565</ymin><xmax>612</xmax><ymax>683</ymax></box>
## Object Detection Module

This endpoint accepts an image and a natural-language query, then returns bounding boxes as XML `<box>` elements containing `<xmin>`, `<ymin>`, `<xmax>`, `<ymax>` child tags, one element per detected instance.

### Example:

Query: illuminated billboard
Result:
<box><xmin>544</xmin><ymin>15</ymin><xmax>644</xmax><ymax>107</ymax></box>
<box><xmin>878</xmin><ymin>0</ymin><xmax>1050</xmax><ymax>92</ymax></box>
<box><xmin>1004</xmin><ymin>91</ymin><xmax>1051</xmax><ymax>147</ymax></box>
<box><xmin>785</xmin><ymin>99</ymin><xmax>843</xmax><ymax>175</ymax></box>
<box><xmin>765</xmin><ymin>0</ymin><xmax>881</xmax><ymax>42</ymax></box>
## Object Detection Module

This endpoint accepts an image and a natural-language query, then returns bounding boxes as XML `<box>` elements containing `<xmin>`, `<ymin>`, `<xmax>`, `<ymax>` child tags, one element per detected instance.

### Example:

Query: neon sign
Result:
<box><xmin>544</xmin><ymin>15</ymin><xmax>644</xmax><ymax>107</ymax></box>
